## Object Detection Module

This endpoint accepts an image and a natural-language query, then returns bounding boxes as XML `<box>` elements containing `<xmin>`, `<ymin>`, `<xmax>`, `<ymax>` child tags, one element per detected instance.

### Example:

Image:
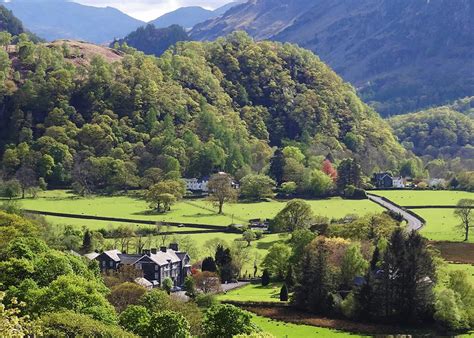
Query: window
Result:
<box><xmin>101</xmin><ymin>261</ymin><xmax>106</xmax><ymax>267</ymax></box>
<box><xmin>109</xmin><ymin>261</ymin><xmax>114</xmax><ymax>268</ymax></box>
<box><xmin>155</xmin><ymin>273</ymin><xmax>159</xmax><ymax>279</ymax></box>
<box><xmin>155</xmin><ymin>265</ymin><xmax>158</xmax><ymax>271</ymax></box>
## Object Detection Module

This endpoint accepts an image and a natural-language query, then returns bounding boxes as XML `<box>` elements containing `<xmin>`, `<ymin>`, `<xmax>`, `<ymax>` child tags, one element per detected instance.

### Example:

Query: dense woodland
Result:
<box><xmin>0</xmin><ymin>31</ymin><xmax>407</xmax><ymax>193</ymax></box>
<box><xmin>113</xmin><ymin>24</ymin><xmax>190</xmax><ymax>57</ymax></box>
<box><xmin>389</xmin><ymin>107</ymin><xmax>474</xmax><ymax>175</ymax></box>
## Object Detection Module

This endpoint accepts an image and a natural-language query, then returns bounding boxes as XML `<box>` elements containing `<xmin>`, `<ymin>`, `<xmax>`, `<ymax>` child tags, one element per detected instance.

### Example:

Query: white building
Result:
<box><xmin>392</xmin><ymin>177</ymin><xmax>405</xmax><ymax>188</ymax></box>
<box><xmin>184</xmin><ymin>178</ymin><xmax>209</xmax><ymax>192</ymax></box>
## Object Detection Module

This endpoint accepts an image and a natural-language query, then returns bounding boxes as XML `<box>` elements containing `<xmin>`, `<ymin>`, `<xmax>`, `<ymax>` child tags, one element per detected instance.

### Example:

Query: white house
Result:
<box><xmin>392</xmin><ymin>177</ymin><xmax>405</xmax><ymax>188</ymax></box>
<box><xmin>184</xmin><ymin>178</ymin><xmax>209</xmax><ymax>192</ymax></box>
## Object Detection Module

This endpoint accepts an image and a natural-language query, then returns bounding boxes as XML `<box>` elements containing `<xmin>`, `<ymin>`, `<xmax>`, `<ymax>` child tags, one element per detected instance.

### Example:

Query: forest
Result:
<box><xmin>0</xmin><ymin>31</ymin><xmax>407</xmax><ymax>193</ymax></box>
<box><xmin>389</xmin><ymin>107</ymin><xmax>474</xmax><ymax>175</ymax></box>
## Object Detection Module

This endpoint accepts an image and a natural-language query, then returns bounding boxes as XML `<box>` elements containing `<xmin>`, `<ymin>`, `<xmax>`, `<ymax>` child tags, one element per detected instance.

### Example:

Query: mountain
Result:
<box><xmin>2</xmin><ymin>0</ymin><xmax>145</xmax><ymax>43</ymax></box>
<box><xmin>149</xmin><ymin>1</ymin><xmax>245</xmax><ymax>30</ymax></box>
<box><xmin>0</xmin><ymin>33</ymin><xmax>406</xmax><ymax>192</ymax></box>
<box><xmin>192</xmin><ymin>0</ymin><xmax>474</xmax><ymax>116</ymax></box>
<box><xmin>113</xmin><ymin>24</ymin><xmax>189</xmax><ymax>57</ymax></box>
<box><xmin>0</xmin><ymin>4</ymin><xmax>25</xmax><ymax>35</ymax></box>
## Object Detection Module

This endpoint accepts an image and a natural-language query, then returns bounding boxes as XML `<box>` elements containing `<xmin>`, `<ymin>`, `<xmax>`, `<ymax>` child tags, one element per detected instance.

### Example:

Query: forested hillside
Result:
<box><xmin>0</xmin><ymin>4</ymin><xmax>24</xmax><ymax>36</ymax></box>
<box><xmin>112</xmin><ymin>25</ymin><xmax>190</xmax><ymax>57</ymax></box>
<box><xmin>0</xmin><ymin>31</ymin><xmax>406</xmax><ymax>192</ymax></box>
<box><xmin>389</xmin><ymin>107</ymin><xmax>474</xmax><ymax>174</ymax></box>
<box><xmin>192</xmin><ymin>0</ymin><xmax>474</xmax><ymax>116</ymax></box>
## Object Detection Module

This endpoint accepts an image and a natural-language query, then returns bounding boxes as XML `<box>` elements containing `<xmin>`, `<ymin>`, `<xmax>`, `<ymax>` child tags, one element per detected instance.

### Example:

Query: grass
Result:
<box><xmin>374</xmin><ymin>190</ymin><xmax>474</xmax><ymax>242</ymax></box>
<box><xmin>250</xmin><ymin>314</ymin><xmax>366</xmax><ymax>338</ymax></box>
<box><xmin>17</xmin><ymin>190</ymin><xmax>383</xmax><ymax>228</ymax></box>
<box><xmin>217</xmin><ymin>283</ymin><xmax>283</xmax><ymax>303</ymax></box>
<box><xmin>417</xmin><ymin>208</ymin><xmax>470</xmax><ymax>242</ymax></box>
<box><xmin>374</xmin><ymin>190</ymin><xmax>474</xmax><ymax>206</ymax></box>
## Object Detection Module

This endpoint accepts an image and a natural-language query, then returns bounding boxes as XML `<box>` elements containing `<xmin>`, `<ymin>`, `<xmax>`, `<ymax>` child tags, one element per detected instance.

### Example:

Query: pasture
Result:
<box><xmin>250</xmin><ymin>314</ymin><xmax>366</xmax><ymax>338</ymax></box>
<box><xmin>18</xmin><ymin>190</ymin><xmax>383</xmax><ymax>228</ymax></box>
<box><xmin>218</xmin><ymin>283</ymin><xmax>283</xmax><ymax>303</ymax></box>
<box><xmin>374</xmin><ymin>190</ymin><xmax>473</xmax><ymax>206</ymax></box>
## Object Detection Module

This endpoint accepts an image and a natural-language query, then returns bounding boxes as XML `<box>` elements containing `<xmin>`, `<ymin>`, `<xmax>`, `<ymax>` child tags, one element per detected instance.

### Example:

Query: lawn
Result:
<box><xmin>250</xmin><ymin>314</ymin><xmax>366</xmax><ymax>338</ymax></box>
<box><xmin>374</xmin><ymin>190</ymin><xmax>473</xmax><ymax>206</ymax></box>
<box><xmin>218</xmin><ymin>283</ymin><xmax>283</xmax><ymax>303</ymax></box>
<box><xmin>17</xmin><ymin>190</ymin><xmax>383</xmax><ymax>228</ymax></box>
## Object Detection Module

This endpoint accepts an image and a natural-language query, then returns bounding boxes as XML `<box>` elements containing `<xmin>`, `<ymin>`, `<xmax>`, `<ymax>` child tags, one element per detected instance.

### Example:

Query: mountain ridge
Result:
<box><xmin>191</xmin><ymin>0</ymin><xmax>474</xmax><ymax>116</ymax></box>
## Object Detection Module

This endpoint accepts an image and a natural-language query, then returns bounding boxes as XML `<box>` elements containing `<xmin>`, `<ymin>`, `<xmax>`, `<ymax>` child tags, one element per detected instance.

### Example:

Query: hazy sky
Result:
<box><xmin>73</xmin><ymin>0</ymin><xmax>234</xmax><ymax>22</ymax></box>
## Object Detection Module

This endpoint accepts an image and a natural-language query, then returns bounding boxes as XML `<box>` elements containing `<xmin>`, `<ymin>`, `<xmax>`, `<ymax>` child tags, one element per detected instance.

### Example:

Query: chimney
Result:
<box><xmin>160</xmin><ymin>246</ymin><xmax>167</xmax><ymax>253</ymax></box>
<box><xmin>143</xmin><ymin>249</ymin><xmax>150</xmax><ymax>256</ymax></box>
<box><xmin>169</xmin><ymin>243</ymin><xmax>179</xmax><ymax>251</ymax></box>
<box><xmin>151</xmin><ymin>248</ymin><xmax>157</xmax><ymax>254</ymax></box>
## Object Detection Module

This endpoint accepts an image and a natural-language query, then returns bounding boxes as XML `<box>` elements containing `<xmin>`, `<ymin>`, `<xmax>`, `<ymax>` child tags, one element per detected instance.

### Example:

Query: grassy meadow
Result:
<box><xmin>18</xmin><ymin>190</ymin><xmax>383</xmax><ymax>228</ymax></box>
<box><xmin>217</xmin><ymin>283</ymin><xmax>284</xmax><ymax>303</ymax></box>
<box><xmin>375</xmin><ymin>190</ymin><xmax>474</xmax><ymax>242</ymax></box>
<box><xmin>250</xmin><ymin>314</ymin><xmax>367</xmax><ymax>338</ymax></box>
<box><xmin>374</xmin><ymin>190</ymin><xmax>473</xmax><ymax>206</ymax></box>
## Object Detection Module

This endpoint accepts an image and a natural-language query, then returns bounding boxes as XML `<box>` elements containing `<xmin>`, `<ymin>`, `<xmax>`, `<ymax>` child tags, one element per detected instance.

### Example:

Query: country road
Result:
<box><xmin>367</xmin><ymin>194</ymin><xmax>424</xmax><ymax>231</ymax></box>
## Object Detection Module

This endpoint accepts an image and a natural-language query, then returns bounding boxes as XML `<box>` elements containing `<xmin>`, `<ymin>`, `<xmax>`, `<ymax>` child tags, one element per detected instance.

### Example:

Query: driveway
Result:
<box><xmin>367</xmin><ymin>194</ymin><xmax>424</xmax><ymax>232</ymax></box>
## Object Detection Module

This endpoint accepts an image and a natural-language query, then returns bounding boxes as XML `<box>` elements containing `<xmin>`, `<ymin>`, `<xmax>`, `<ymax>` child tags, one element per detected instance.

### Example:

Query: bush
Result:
<box><xmin>261</xmin><ymin>269</ymin><xmax>270</xmax><ymax>286</ymax></box>
<box><xmin>119</xmin><ymin>305</ymin><xmax>150</xmax><ymax>336</ymax></box>
<box><xmin>195</xmin><ymin>293</ymin><xmax>218</xmax><ymax>308</ymax></box>
<box><xmin>203</xmin><ymin>304</ymin><xmax>257</xmax><ymax>338</ymax></box>
<box><xmin>146</xmin><ymin>310</ymin><xmax>190</xmax><ymax>338</ymax></box>
<box><xmin>341</xmin><ymin>293</ymin><xmax>356</xmax><ymax>319</ymax></box>
<box><xmin>41</xmin><ymin>311</ymin><xmax>135</xmax><ymax>337</ymax></box>
<box><xmin>279</xmin><ymin>284</ymin><xmax>288</xmax><ymax>302</ymax></box>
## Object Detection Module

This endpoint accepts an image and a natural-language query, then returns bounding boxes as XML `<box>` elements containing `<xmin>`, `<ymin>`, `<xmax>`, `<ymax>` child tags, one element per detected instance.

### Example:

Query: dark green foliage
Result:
<box><xmin>82</xmin><ymin>229</ymin><xmax>92</xmax><ymax>253</ymax></box>
<box><xmin>355</xmin><ymin>229</ymin><xmax>436</xmax><ymax>324</ymax></box>
<box><xmin>261</xmin><ymin>269</ymin><xmax>270</xmax><ymax>286</ymax></box>
<box><xmin>280</xmin><ymin>283</ymin><xmax>289</xmax><ymax>301</ymax></box>
<box><xmin>293</xmin><ymin>238</ymin><xmax>334</xmax><ymax>314</ymax></box>
<box><xmin>202</xmin><ymin>256</ymin><xmax>217</xmax><ymax>273</ymax></box>
<box><xmin>0</xmin><ymin>5</ymin><xmax>25</xmax><ymax>36</ymax></box>
<box><xmin>113</xmin><ymin>24</ymin><xmax>190</xmax><ymax>57</ymax></box>
<box><xmin>269</xmin><ymin>148</ymin><xmax>285</xmax><ymax>185</ymax></box>
<box><xmin>337</xmin><ymin>159</ymin><xmax>362</xmax><ymax>192</ymax></box>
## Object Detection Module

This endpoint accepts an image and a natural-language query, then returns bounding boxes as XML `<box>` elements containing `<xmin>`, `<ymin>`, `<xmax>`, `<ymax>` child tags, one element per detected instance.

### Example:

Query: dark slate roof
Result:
<box><xmin>118</xmin><ymin>254</ymin><xmax>143</xmax><ymax>265</ymax></box>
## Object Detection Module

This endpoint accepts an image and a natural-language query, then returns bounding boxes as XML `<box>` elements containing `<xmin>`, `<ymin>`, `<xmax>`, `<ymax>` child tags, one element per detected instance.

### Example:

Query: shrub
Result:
<box><xmin>203</xmin><ymin>304</ymin><xmax>257</xmax><ymax>338</ymax></box>
<box><xmin>195</xmin><ymin>293</ymin><xmax>218</xmax><ymax>308</ymax></box>
<box><xmin>119</xmin><ymin>305</ymin><xmax>150</xmax><ymax>336</ymax></box>
<box><xmin>261</xmin><ymin>269</ymin><xmax>270</xmax><ymax>286</ymax></box>
<box><xmin>146</xmin><ymin>310</ymin><xmax>190</xmax><ymax>338</ymax></box>
<box><xmin>280</xmin><ymin>284</ymin><xmax>288</xmax><ymax>302</ymax></box>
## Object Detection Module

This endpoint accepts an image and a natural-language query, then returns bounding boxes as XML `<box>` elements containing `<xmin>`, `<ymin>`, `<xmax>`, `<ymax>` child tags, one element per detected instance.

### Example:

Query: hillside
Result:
<box><xmin>389</xmin><ymin>107</ymin><xmax>474</xmax><ymax>172</ymax></box>
<box><xmin>2</xmin><ymin>0</ymin><xmax>145</xmax><ymax>43</ymax></box>
<box><xmin>149</xmin><ymin>2</ymin><xmax>245</xmax><ymax>29</ymax></box>
<box><xmin>0</xmin><ymin>33</ymin><xmax>406</xmax><ymax>191</ymax></box>
<box><xmin>0</xmin><ymin>4</ymin><xmax>24</xmax><ymax>35</ymax></box>
<box><xmin>112</xmin><ymin>24</ymin><xmax>189</xmax><ymax>57</ymax></box>
<box><xmin>191</xmin><ymin>0</ymin><xmax>474</xmax><ymax>116</ymax></box>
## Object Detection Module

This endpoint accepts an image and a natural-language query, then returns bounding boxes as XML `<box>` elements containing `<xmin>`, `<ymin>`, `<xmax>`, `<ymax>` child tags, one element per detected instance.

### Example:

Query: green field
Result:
<box><xmin>374</xmin><ymin>190</ymin><xmax>473</xmax><ymax>206</ymax></box>
<box><xmin>374</xmin><ymin>190</ymin><xmax>474</xmax><ymax>242</ymax></box>
<box><xmin>218</xmin><ymin>283</ymin><xmax>283</xmax><ymax>303</ymax></box>
<box><xmin>250</xmin><ymin>314</ymin><xmax>366</xmax><ymax>337</ymax></box>
<box><xmin>416</xmin><ymin>209</ymin><xmax>469</xmax><ymax>242</ymax></box>
<box><xmin>17</xmin><ymin>190</ymin><xmax>383</xmax><ymax>228</ymax></box>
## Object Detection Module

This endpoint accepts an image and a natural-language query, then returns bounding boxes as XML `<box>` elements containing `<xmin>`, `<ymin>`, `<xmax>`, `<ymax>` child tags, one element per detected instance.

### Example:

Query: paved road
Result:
<box><xmin>368</xmin><ymin>194</ymin><xmax>424</xmax><ymax>232</ymax></box>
